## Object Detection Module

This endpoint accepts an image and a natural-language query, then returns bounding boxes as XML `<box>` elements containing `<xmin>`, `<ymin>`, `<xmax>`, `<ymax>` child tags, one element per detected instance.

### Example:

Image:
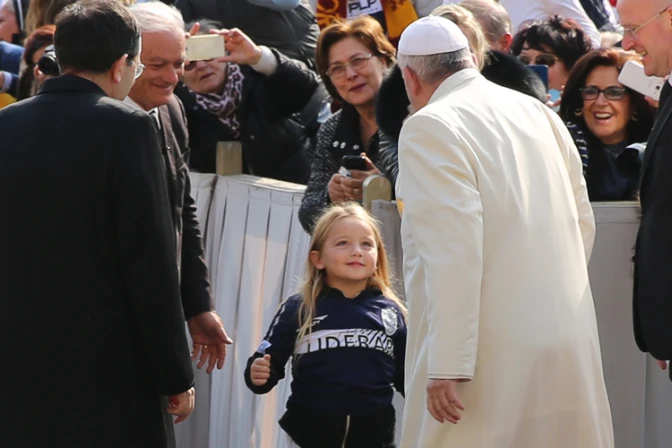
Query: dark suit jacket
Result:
<box><xmin>0</xmin><ymin>75</ymin><xmax>195</xmax><ymax>447</ymax></box>
<box><xmin>155</xmin><ymin>95</ymin><xmax>213</xmax><ymax>319</ymax></box>
<box><xmin>633</xmin><ymin>82</ymin><xmax>672</xmax><ymax>373</ymax></box>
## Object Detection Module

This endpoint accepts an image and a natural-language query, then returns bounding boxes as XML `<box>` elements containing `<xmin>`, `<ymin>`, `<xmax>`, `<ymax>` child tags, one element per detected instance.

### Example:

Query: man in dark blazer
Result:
<box><xmin>0</xmin><ymin>1</ymin><xmax>196</xmax><ymax>446</ymax></box>
<box><xmin>128</xmin><ymin>2</ymin><xmax>232</xmax><ymax>374</ymax></box>
<box><xmin>619</xmin><ymin>0</ymin><xmax>672</xmax><ymax>377</ymax></box>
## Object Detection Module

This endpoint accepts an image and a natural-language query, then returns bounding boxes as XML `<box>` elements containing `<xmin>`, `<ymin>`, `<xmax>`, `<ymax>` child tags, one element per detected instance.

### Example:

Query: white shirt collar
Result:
<box><xmin>668</xmin><ymin>70</ymin><xmax>672</xmax><ymax>87</ymax></box>
<box><xmin>123</xmin><ymin>96</ymin><xmax>160</xmax><ymax>129</ymax></box>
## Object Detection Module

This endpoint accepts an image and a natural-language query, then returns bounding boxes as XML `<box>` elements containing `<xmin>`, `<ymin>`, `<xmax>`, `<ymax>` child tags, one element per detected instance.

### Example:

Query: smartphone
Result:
<box><xmin>528</xmin><ymin>64</ymin><xmax>549</xmax><ymax>92</ymax></box>
<box><xmin>341</xmin><ymin>155</ymin><xmax>367</xmax><ymax>171</ymax></box>
<box><xmin>618</xmin><ymin>60</ymin><xmax>665</xmax><ymax>101</ymax></box>
<box><xmin>186</xmin><ymin>34</ymin><xmax>226</xmax><ymax>61</ymax></box>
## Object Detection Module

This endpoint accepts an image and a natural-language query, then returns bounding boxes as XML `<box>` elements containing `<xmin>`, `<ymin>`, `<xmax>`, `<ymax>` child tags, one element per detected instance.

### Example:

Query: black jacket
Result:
<box><xmin>633</xmin><ymin>82</ymin><xmax>672</xmax><ymax>378</ymax></box>
<box><xmin>298</xmin><ymin>104</ymin><xmax>386</xmax><ymax>233</ymax></box>
<box><xmin>156</xmin><ymin>95</ymin><xmax>213</xmax><ymax>319</ymax></box>
<box><xmin>0</xmin><ymin>75</ymin><xmax>194</xmax><ymax>447</ymax></box>
<box><xmin>244</xmin><ymin>288</ymin><xmax>405</xmax><ymax>447</ymax></box>
<box><xmin>175</xmin><ymin>49</ymin><xmax>324</xmax><ymax>184</ymax></box>
<box><xmin>376</xmin><ymin>52</ymin><xmax>548</xmax><ymax>186</ymax></box>
<box><xmin>175</xmin><ymin>0</ymin><xmax>319</xmax><ymax>69</ymax></box>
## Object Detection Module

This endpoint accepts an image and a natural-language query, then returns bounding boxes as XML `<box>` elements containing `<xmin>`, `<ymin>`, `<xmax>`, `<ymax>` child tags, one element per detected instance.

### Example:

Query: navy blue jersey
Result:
<box><xmin>244</xmin><ymin>287</ymin><xmax>406</xmax><ymax>415</ymax></box>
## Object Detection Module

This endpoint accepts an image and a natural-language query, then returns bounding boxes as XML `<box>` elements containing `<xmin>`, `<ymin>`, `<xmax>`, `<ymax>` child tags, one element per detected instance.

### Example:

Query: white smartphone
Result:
<box><xmin>618</xmin><ymin>60</ymin><xmax>665</xmax><ymax>101</ymax></box>
<box><xmin>186</xmin><ymin>34</ymin><xmax>226</xmax><ymax>61</ymax></box>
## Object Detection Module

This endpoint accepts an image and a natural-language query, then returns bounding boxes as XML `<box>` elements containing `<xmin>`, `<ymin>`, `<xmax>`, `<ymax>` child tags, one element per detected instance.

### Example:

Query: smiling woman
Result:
<box><xmin>298</xmin><ymin>16</ymin><xmax>397</xmax><ymax>234</ymax></box>
<box><xmin>560</xmin><ymin>48</ymin><xmax>656</xmax><ymax>201</ymax></box>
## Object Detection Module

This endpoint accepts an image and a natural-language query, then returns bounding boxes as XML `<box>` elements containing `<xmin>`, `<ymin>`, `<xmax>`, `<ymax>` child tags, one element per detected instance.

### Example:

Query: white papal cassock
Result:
<box><xmin>396</xmin><ymin>69</ymin><xmax>614</xmax><ymax>448</ymax></box>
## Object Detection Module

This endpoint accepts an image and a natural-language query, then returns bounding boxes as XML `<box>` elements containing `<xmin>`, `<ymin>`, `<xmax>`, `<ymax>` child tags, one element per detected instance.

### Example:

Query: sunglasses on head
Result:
<box><xmin>579</xmin><ymin>85</ymin><xmax>628</xmax><ymax>101</ymax></box>
<box><xmin>519</xmin><ymin>53</ymin><xmax>559</xmax><ymax>67</ymax></box>
<box><xmin>184</xmin><ymin>59</ymin><xmax>214</xmax><ymax>71</ymax></box>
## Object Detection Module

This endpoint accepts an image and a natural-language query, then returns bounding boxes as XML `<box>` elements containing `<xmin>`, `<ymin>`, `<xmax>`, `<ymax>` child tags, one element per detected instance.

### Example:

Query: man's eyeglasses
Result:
<box><xmin>325</xmin><ymin>54</ymin><xmax>373</xmax><ymax>79</ymax></box>
<box><xmin>580</xmin><ymin>85</ymin><xmax>628</xmax><ymax>101</ymax></box>
<box><xmin>518</xmin><ymin>53</ymin><xmax>560</xmax><ymax>67</ymax></box>
<box><xmin>623</xmin><ymin>6</ymin><xmax>671</xmax><ymax>39</ymax></box>
<box><xmin>134</xmin><ymin>62</ymin><xmax>145</xmax><ymax>79</ymax></box>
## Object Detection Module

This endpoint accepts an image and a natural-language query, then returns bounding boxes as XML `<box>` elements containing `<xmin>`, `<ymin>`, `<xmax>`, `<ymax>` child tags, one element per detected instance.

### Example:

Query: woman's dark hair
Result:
<box><xmin>17</xmin><ymin>25</ymin><xmax>56</xmax><ymax>100</ymax></box>
<box><xmin>54</xmin><ymin>0</ymin><xmax>140</xmax><ymax>74</ymax></box>
<box><xmin>316</xmin><ymin>15</ymin><xmax>395</xmax><ymax>102</ymax></box>
<box><xmin>511</xmin><ymin>15</ymin><xmax>592</xmax><ymax>72</ymax></box>
<box><xmin>560</xmin><ymin>48</ymin><xmax>655</xmax><ymax>199</ymax></box>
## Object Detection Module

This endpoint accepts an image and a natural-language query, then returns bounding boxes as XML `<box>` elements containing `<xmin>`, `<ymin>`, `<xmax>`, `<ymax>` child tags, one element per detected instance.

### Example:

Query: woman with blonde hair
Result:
<box><xmin>245</xmin><ymin>203</ymin><xmax>407</xmax><ymax>448</ymax></box>
<box><xmin>431</xmin><ymin>4</ymin><xmax>487</xmax><ymax>69</ymax></box>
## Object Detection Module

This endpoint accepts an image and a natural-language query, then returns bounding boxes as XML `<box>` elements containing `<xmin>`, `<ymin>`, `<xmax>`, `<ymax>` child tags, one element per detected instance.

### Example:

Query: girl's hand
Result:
<box><xmin>250</xmin><ymin>354</ymin><xmax>272</xmax><ymax>386</ymax></box>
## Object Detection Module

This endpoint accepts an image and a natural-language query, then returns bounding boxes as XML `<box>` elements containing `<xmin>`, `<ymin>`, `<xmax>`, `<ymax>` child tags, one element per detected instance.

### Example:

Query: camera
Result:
<box><xmin>37</xmin><ymin>45</ymin><xmax>60</xmax><ymax>77</ymax></box>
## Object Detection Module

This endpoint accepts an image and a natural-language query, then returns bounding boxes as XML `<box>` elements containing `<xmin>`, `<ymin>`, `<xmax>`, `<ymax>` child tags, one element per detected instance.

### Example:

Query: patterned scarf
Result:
<box><xmin>317</xmin><ymin>0</ymin><xmax>418</xmax><ymax>45</ymax></box>
<box><xmin>193</xmin><ymin>63</ymin><xmax>245</xmax><ymax>138</ymax></box>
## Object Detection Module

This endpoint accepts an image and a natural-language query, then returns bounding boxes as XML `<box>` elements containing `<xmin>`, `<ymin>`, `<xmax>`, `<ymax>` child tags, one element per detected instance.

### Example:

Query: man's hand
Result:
<box><xmin>656</xmin><ymin>359</ymin><xmax>669</xmax><ymax>370</ymax></box>
<box><xmin>168</xmin><ymin>387</ymin><xmax>195</xmax><ymax>424</ymax></box>
<box><xmin>427</xmin><ymin>379</ymin><xmax>465</xmax><ymax>424</ymax></box>
<box><xmin>250</xmin><ymin>354</ymin><xmax>272</xmax><ymax>386</ymax></box>
<box><xmin>187</xmin><ymin>311</ymin><xmax>233</xmax><ymax>374</ymax></box>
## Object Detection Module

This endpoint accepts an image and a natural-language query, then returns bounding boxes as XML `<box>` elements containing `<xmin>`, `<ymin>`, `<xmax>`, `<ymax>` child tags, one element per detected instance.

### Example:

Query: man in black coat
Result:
<box><xmin>127</xmin><ymin>1</ymin><xmax>232</xmax><ymax>373</ymax></box>
<box><xmin>619</xmin><ymin>0</ymin><xmax>672</xmax><ymax>377</ymax></box>
<box><xmin>0</xmin><ymin>1</ymin><xmax>196</xmax><ymax>446</ymax></box>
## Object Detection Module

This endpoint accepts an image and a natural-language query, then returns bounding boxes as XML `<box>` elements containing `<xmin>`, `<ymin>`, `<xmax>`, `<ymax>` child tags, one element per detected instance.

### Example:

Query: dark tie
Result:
<box><xmin>148</xmin><ymin>109</ymin><xmax>160</xmax><ymax>132</ymax></box>
<box><xmin>659</xmin><ymin>81</ymin><xmax>672</xmax><ymax>109</ymax></box>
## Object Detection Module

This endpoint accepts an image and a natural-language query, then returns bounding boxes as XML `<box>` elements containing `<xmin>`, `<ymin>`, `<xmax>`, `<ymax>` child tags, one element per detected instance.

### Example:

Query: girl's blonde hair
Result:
<box><xmin>431</xmin><ymin>4</ymin><xmax>488</xmax><ymax>70</ymax></box>
<box><xmin>296</xmin><ymin>203</ymin><xmax>406</xmax><ymax>352</ymax></box>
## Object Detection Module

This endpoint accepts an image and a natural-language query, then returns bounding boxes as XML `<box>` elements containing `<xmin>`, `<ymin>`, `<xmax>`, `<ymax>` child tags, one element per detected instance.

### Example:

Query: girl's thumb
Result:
<box><xmin>263</xmin><ymin>354</ymin><xmax>271</xmax><ymax>362</ymax></box>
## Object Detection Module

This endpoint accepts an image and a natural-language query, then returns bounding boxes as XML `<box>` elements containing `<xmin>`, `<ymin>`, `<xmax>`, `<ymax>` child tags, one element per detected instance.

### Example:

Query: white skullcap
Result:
<box><xmin>398</xmin><ymin>16</ymin><xmax>469</xmax><ymax>56</ymax></box>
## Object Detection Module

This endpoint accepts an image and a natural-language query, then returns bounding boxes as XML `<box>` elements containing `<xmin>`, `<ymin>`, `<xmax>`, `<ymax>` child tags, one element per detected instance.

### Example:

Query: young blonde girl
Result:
<box><xmin>244</xmin><ymin>203</ymin><xmax>407</xmax><ymax>448</ymax></box>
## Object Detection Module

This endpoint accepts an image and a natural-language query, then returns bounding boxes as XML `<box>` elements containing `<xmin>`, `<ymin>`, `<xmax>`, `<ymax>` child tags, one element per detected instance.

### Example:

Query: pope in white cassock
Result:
<box><xmin>394</xmin><ymin>17</ymin><xmax>614</xmax><ymax>448</ymax></box>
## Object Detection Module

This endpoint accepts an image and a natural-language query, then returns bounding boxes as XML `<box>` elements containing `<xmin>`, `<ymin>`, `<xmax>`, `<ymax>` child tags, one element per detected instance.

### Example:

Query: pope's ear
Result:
<box><xmin>401</xmin><ymin>66</ymin><xmax>420</xmax><ymax>96</ymax></box>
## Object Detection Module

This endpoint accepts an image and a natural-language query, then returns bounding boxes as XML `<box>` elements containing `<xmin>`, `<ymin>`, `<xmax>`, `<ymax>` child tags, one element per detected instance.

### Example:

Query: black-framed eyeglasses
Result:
<box><xmin>325</xmin><ymin>54</ymin><xmax>373</xmax><ymax>79</ymax></box>
<box><xmin>580</xmin><ymin>85</ymin><xmax>628</xmax><ymax>101</ymax></box>
<box><xmin>518</xmin><ymin>53</ymin><xmax>560</xmax><ymax>67</ymax></box>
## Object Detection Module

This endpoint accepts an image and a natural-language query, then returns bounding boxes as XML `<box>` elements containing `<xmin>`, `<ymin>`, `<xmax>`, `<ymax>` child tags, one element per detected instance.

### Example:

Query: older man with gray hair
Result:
<box><xmin>396</xmin><ymin>16</ymin><xmax>614</xmax><ymax>448</ymax></box>
<box><xmin>127</xmin><ymin>1</ymin><xmax>233</xmax><ymax>377</ymax></box>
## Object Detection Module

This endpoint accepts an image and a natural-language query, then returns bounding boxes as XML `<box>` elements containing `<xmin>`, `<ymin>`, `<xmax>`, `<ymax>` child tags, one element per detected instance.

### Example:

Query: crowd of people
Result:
<box><xmin>2</xmin><ymin>0</ymin><xmax>672</xmax><ymax>447</ymax></box>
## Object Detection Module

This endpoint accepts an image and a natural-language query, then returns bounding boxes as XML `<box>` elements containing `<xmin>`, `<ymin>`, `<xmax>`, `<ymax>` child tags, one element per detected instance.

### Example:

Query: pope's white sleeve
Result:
<box><xmin>550</xmin><ymin>0</ymin><xmax>602</xmax><ymax>49</ymax></box>
<box><xmin>397</xmin><ymin>113</ymin><xmax>483</xmax><ymax>380</ymax></box>
<box><xmin>547</xmin><ymin>109</ymin><xmax>596</xmax><ymax>262</ymax></box>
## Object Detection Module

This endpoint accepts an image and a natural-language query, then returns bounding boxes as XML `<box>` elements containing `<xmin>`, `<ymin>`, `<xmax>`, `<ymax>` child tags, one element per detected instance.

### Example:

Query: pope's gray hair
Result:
<box><xmin>397</xmin><ymin>48</ymin><xmax>474</xmax><ymax>84</ymax></box>
<box><xmin>130</xmin><ymin>1</ymin><xmax>185</xmax><ymax>35</ymax></box>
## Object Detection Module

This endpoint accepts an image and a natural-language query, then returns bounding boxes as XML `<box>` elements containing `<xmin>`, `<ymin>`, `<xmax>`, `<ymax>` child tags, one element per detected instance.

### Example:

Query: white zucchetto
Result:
<box><xmin>398</xmin><ymin>16</ymin><xmax>469</xmax><ymax>56</ymax></box>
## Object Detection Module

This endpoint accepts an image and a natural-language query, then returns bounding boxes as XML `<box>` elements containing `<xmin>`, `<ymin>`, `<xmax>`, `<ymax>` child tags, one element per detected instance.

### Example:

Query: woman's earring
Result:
<box><xmin>574</xmin><ymin>108</ymin><xmax>584</xmax><ymax>117</ymax></box>
<box><xmin>631</xmin><ymin>113</ymin><xmax>639</xmax><ymax>122</ymax></box>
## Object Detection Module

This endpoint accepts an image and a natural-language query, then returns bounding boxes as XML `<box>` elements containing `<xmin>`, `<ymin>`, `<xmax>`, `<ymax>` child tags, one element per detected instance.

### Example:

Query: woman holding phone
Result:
<box><xmin>298</xmin><ymin>16</ymin><xmax>396</xmax><ymax>234</ymax></box>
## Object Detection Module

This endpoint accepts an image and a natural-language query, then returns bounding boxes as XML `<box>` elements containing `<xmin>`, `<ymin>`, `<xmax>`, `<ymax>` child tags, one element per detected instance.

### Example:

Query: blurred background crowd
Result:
<box><xmin>0</xmin><ymin>0</ymin><xmax>654</xmax><ymax>232</ymax></box>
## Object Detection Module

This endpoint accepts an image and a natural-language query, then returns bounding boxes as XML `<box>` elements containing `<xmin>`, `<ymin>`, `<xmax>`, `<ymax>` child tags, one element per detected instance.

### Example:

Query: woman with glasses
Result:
<box><xmin>511</xmin><ymin>16</ymin><xmax>592</xmax><ymax>94</ymax></box>
<box><xmin>174</xmin><ymin>19</ymin><xmax>326</xmax><ymax>183</ymax></box>
<box><xmin>298</xmin><ymin>16</ymin><xmax>395</xmax><ymax>234</ymax></box>
<box><xmin>560</xmin><ymin>48</ymin><xmax>655</xmax><ymax>201</ymax></box>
